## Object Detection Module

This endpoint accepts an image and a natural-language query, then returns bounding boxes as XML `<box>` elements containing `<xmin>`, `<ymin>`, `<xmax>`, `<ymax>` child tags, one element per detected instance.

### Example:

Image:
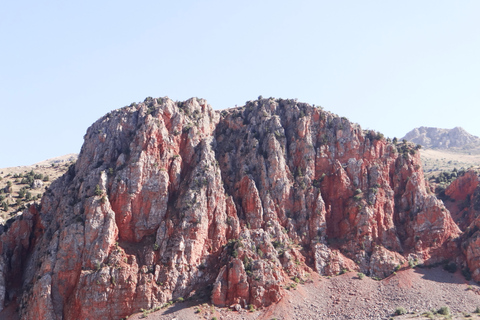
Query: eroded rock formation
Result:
<box><xmin>0</xmin><ymin>97</ymin><xmax>468</xmax><ymax>319</ymax></box>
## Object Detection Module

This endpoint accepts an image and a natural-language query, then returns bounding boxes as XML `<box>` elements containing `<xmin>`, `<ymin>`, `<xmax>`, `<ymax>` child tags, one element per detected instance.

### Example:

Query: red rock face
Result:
<box><xmin>446</xmin><ymin>170</ymin><xmax>479</xmax><ymax>202</ymax></box>
<box><xmin>0</xmin><ymin>97</ymin><xmax>465</xmax><ymax>319</ymax></box>
<box><xmin>442</xmin><ymin>170</ymin><xmax>480</xmax><ymax>281</ymax></box>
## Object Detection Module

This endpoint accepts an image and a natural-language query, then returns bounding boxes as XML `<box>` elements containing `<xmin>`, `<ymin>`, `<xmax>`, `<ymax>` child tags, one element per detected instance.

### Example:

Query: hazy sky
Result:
<box><xmin>1</xmin><ymin>1</ymin><xmax>479</xmax><ymax>168</ymax></box>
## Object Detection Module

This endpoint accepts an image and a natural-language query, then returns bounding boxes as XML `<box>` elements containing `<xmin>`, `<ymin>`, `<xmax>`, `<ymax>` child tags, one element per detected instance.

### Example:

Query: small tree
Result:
<box><xmin>18</xmin><ymin>188</ymin><xmax>26</xmax><ymax>199</ymax></box>
<box><xmin>94</xmin><ymin>184</ymin><xmax>103</xmax><ymax>196</ymax></box>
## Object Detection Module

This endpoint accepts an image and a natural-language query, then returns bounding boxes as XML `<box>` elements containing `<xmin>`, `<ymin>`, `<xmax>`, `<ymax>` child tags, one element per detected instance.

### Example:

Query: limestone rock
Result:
<box><xmin>32</xmin><ymin>179</ymin><xmax>44</xmax><ymax>189</ymax></box>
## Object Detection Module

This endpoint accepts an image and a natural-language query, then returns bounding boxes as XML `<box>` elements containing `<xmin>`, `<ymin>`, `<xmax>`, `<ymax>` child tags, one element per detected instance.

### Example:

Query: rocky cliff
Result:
<box><xmin>403</xmin><ymin>126</ymin><xmax>480</xmax><ymax>150</ymax></box>
<box><xmin>0</xmin><ymin>97</ymin><xmax>467</xmax><ymax>319</ymax></box>
<box><xmin>439</xmin><ymin>169</ymin><xmax>480</xmax><ymax>281</ymax></box>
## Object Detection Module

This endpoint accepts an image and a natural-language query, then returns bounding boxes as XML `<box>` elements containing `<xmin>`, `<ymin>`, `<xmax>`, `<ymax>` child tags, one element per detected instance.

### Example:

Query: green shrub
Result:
<box><xmin>353</xmin><ymin>194</ymin><xmax>362</xmax><ymax>201</ymax></box>
<box><xmin>94</xmin><ymin>184</ymin><xmax>103</xmax><ymax>196</ymax></box>
<box><xmin>357</xmin><ymin>272</ymin><xmax>365</xmax><ymax>280</ymax></box>
<box><xmin>18</xmin><ymin>188</ymin><xmax>26</xmax><ymax>199</ymax></box>
<box><xmin>437</xmin><ymin>306</ymin><xmax>450</xmax><ymax>315</ymax></box>
<box><xmin>395</xmin><ymin>307</ymin><xmax>407</xmax><ymax>315</ymax></box>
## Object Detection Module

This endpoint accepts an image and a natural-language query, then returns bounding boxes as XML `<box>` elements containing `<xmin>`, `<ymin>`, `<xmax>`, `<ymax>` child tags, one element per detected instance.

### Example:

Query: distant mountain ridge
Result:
<box><xmin>402</xmin><ymin>126</ymin><xmax>480</xmax><ymax>150</ymax></box>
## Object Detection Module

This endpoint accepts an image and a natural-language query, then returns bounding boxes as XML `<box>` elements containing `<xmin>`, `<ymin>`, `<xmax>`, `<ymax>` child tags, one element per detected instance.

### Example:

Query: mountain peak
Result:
<box><xmin>402</xmin><ymin>126</ymin><xmax>480</xmax><ymax>150</ymax></box>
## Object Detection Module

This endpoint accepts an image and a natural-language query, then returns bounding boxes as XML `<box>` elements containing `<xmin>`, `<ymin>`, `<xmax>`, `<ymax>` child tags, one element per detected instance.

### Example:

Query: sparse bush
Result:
<box><xmin>18</xmin><ymin>187</ymin><xmax>27</xmax><ymax>199</ymax></box>
<box><xmin>443</xmin><ymin>262</ymin><xmax>457</xmax><ymax>273</ymax></box>
<box><xmin>437</xmin><ymin>306</ymin><xmax>450</xmax><ymax>315</ymax></box>
<box><xmin>357</xmin><ymin>272</ymin><xmax>365</xmax><ymax>280</ymax></box>
<box><xmin>257</xmin><ymin>248</ymin><xmax>264</xmax><ymax>258</ymax></box>
<box><xmin>271</xmin><ymin>240</ymin><xmax>282</xmax><ymax>249</ymax></box>
<box><xmin>353</xmin><ymin>194</ymin><xmax>362</xmax><ymax>201</ymax></box>
<box><xmin>395</xmin><ymin>307</ymin><xmax>407</xmax><ymax>315</ymax></box>
<box><xmin>94</xmin><ymin>184</ymin><xmax>102</xmax><ymax>196</ymax></box>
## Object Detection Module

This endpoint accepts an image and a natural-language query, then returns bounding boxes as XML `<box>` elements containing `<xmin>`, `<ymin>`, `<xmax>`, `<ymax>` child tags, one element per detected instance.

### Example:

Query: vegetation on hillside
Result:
<box><xmin>0</xmin><ymin>161</ymin><xmax>74</xmax><ymax>223</ymax></box>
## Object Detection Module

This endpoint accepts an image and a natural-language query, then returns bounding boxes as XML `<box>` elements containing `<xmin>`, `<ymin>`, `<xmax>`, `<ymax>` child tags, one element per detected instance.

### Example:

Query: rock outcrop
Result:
<box><xmin>440</xmin><ymin>170</ymin><xmax>480</xmax><ymax>230</ymax></box>
<box><xmin>0</xmin><ymin>97</ymin><xmax>466</xmax><ymax>319</ymax></box>
<box><xmin>442</xmin><ymin>170</ymin><xmax>480</xmax><ymax>281</ymax></box>
<box><xmin>445</xmin><ymin>170</ymin><xmax>479</xmax><ymax>203</ymax></box>
<box><xmin>403</xmin><ymin>126</ymin><xmax>480</xmax><ymax>150</ymax></box>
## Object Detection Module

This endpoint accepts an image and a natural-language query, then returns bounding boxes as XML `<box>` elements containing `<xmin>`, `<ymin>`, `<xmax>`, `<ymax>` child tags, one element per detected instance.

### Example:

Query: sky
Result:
<box><xmin>1</xmin><ymin>1</ymin><xmax>479</xmax><ymax>168</ymax></box>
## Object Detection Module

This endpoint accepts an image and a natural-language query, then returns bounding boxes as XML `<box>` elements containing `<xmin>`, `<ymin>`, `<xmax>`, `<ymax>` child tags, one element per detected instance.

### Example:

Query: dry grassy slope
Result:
<box><xmin>0</xmin><ymin>154</ymin><xmax>77</xmax><ymax>223</ymax></box>
<box><xmin>421</xmin><ymin>148</ymin><xmax>480</xmax><ymax>179</ymax></box>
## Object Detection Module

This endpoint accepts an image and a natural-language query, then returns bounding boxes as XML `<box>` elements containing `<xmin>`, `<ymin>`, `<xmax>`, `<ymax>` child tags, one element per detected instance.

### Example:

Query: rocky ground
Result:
<box><xmin>128</xmin><ymin>266</ymin><xmax>480</xmax><ymax>320</ymax></box>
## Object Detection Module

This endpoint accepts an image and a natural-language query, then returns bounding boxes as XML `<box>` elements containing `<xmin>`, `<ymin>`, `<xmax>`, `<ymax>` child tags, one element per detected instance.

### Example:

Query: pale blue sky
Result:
<box><xmin>1</xmin><ymin>1</ymin><xmax>479</xmax><ymax>168</ymax></box>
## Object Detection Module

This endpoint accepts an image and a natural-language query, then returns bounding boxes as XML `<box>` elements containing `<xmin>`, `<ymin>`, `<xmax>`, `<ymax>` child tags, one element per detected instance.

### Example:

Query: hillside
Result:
<box><xmin>0</xmin><ymin>154</ymin><xmax>77</xmax><ymax>223</ymax></box>
<box><xmin>402</xmin><ymin>127</ymin><xmax>480</xmax><ymax>179</ymax></box>
<box><xmin>0</xmin><ymin>97</ymin><xmax>479</xmax><ymax>320</ymax></box>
